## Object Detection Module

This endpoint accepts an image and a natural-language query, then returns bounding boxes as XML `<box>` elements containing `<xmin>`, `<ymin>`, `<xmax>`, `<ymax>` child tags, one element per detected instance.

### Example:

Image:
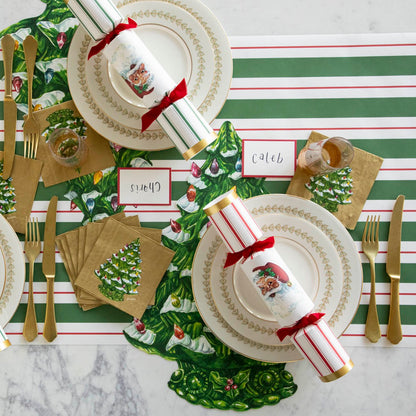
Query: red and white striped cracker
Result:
<box><xmin>103</xmin><ymin>30</ymin><xmax>176</xmax><ymax>109</ymax></box>
<box><xmin>157</xmin><ymin>97</ymin><xmax>217</xmax><ymax>160</ymax></box>
<box><xmin>204</xmin><ymin>188</ymin><xmax>263</xmax><ymax>252</ymax></box>
<box><xmin>65</xmin><ymin>0</ymin><xmax>123</xmax><ymax>41</ymax></box>
<box><xmin>291</xmin><ymin>318</ymin><xmax>353</xmax><ymax>382</ymax></box>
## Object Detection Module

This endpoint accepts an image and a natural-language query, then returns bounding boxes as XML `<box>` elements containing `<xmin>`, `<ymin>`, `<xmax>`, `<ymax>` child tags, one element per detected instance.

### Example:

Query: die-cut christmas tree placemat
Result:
<box><xmin>75</xmin><ymin>218</ymin><xmax>174</xmax><ymax>318</ymax></box>
<box><xmin>287</xmin><ymin>131</ymin><xmax>383</xmax><ymax>229</ymax></box>
<box><xmin>0</xmin><ymin>152</ymin><xmax>43</xmax><ymax>234</ymax></box>
<box><xmin>34</xmin><ymin>101</ymin><xmax>115</xmax><ymax>187</ymax></box>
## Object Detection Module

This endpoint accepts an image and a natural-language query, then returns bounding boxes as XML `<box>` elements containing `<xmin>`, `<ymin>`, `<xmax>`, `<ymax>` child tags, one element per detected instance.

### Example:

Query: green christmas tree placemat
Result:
<box><xmin>287</xmin><ymin>131</ymin><xmax>383</xmax><ymax>229</ymax></box>
<box><xmin>122</xmin><ymin>123</ymin><xmax>297</xmax><ymax>410</ymax></box>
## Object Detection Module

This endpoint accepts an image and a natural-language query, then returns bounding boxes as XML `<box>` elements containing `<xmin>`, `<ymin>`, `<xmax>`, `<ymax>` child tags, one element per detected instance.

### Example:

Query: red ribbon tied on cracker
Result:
<box><xmin>224</xmin><ymin>236</ymin><xmax>275</xmax><ymax>268</ymax></box>
<box><xmin>141</xmin><ymin>78</ymin><xmax>188</xmax><ymax>132</ymax></box>
<box><xmin>88</xmin><ymin>18</ymin><xmax>138</xmax><ymax>59</ymax></box>
<box><xmin>276</xmin><ymin>312</ymin><xmax>325</xmax><ymax>341</ymax></box>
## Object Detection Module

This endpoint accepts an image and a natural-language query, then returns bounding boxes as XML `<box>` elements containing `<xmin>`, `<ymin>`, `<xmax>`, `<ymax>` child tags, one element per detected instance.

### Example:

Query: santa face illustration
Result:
<box><xmin>128</xmin><ymin>63</ymin><xmax>150</xmax><ymax>86</ymax></box>
<box><xmin>252</xmin><ymin>262</ymin><xmax>292</xmax><ymax>299</ymax></box>
<box><xmin>256</xmin><ymin>276</ymin><xmax>280</xmax><ymax>296</ymax></box>
<box><xmin>124</xmin><ymin>62</ymin><xmax>155</xmax><ymax>98</ymax></box>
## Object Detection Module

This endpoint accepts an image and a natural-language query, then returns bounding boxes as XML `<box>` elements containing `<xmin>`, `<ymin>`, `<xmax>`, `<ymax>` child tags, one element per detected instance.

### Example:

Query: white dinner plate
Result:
<box><xmin>192</xmin><ymin>194</ymin><xmax>362</xmax><ymax>363</ymax></box>
<box><xmin>67</xmin><ymin>0</ymin><xmax>232</xmax><ymax>150</ymax></box>
<box><xmin>0</xmin><ymin>214</ymin><xmax>26</xmax><ymax>327</ymax></box>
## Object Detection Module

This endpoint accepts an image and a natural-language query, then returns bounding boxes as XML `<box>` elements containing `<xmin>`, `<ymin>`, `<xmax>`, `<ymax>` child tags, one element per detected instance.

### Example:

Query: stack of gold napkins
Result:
<box><xmin>56</xmin><ymin>213</ymin><xmax>174</xmax><ymax>318</ymax></box>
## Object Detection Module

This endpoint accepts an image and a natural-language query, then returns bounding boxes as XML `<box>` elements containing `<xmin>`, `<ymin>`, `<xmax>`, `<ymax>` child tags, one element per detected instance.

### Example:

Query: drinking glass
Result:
<box><xmin>48</xmin><ymin>128</ymin><xmax>88</xmax><ymax>168</ymax></box>
<box><xmin>297</xmin><ymin>136</ymin><xmax>354</xmax><ymax>176</ymax></box>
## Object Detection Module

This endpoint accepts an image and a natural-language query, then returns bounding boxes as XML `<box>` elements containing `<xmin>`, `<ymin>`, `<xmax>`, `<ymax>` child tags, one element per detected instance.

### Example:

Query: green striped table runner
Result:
<box><xmin>1</xmin><ymin>32</ymin><xmax>415</xmax><ymax>346</ymax></box>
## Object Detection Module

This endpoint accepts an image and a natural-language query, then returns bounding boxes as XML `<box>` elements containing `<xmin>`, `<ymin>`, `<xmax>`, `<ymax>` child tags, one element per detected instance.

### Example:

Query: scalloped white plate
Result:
<box><xmin>67</xmin><ymin>0</ymin><xmax>232</xmax><ymax>150</ymax></box>
<box><xmin>0</xmin><ymin>214</ymin><xmax>26</xmax><ymax>327</ymax></box>
<box><xmin>192</xmin><ymin>194</ymin><xmax>362</xmax><ymax>363</ymax></box>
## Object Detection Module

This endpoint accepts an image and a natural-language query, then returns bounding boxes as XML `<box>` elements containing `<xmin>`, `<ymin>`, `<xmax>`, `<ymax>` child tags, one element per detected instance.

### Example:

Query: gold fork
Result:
<box><xmin>23</xmin><ymin>217</ymin><xmax>41</xmax><ymax>342</ymax></box>
<box><xmin>22</xmin><ymin>35</ymin><xmax>40</xmax><ymax>159</ymax></box>
<box><xmin>362</xmin><ymin>215</ymin><xmax>381</xmax><ymax>343</ymax></box>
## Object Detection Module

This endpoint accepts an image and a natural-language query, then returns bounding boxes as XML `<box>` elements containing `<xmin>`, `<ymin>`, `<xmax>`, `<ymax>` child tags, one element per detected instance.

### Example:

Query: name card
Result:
<box><xmin>242</xmin><ymin>139</ymin><xmax>297</xmax><ymax>178</ymax></box>
<box><xmin>118</xmin><ymin>167</ymin><xmax>171</xmax><ymax>206</ymax></box>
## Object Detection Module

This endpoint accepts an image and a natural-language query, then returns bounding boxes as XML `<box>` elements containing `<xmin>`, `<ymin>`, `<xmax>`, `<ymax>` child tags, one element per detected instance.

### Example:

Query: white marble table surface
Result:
<box><xmin>1</xmin><ymin>1</ymin><xmax>416</xmax><ymax>415</ymax></box>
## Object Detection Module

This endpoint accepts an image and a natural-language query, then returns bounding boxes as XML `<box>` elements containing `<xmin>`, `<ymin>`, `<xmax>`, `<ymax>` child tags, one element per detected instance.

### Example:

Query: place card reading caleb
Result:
<box><xmin>118</xmin><ymin>167</ymin><xmax>171</xmax><ymax>205</ymax></box>
<box><xmin>242</xmin><ymin>139</ymin><xmax>296</xmax><ymax>178</ymax></box>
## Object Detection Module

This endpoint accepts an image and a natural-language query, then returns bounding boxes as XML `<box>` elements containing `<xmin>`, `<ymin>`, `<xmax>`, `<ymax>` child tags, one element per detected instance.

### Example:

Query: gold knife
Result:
<box><xmin>42</xmin><ymin>195</ymin><xmax>58</xmax><ymax>342</ymax></box>
<box><xmin>386</xmin><ymin>194</ymin><xmax>405</xmax><ymax>344</ymax></box>
<box><xmin>1</xmin><ymin>34</ymin><xmax>17</xmax><ymax>179</ymax></box>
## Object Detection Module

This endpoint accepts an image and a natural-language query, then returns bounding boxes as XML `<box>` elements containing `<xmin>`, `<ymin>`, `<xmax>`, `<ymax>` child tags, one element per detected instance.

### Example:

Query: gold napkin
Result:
<box><xmin>57</xmin><ymin>213</ymin><xmax>162</xmax><ymax>310</ymax></box>
<box><xmin>75</xmin><ymin>218</ymin><xmax>174</xmax><ymax>318</ymax></box>
<box><xmin>287</xmin><ymin>131</ymin><xmax>383</xmax><ymax>229</ymax></box>
<box><xmin>34</xmin><ymin>101</ymin><xmax>115</xmax><ymax>187</ymax></box>
<box><xmin>0</xmin><ymin>152</ymin><xmax>43</xmax><ymax>234</ymax></box>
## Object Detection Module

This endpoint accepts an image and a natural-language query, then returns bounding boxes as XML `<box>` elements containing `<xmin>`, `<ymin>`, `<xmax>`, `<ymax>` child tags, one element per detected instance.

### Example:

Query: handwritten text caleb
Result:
<box><xmin>242</xmin><ymin>139</ymin><xmax>296</xmax><ymax>177</ymax></box>
<box><xmin>252</xmin><ymin>152</ymin><xmax>283</xmax><ymax>164</ymax></box>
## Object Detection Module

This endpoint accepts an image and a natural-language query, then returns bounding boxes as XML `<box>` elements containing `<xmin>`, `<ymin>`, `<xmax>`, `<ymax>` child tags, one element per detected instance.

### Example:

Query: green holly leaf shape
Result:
<box><xmin>209</xmin><ymin>369</ymin><xmax>251</xmax><ymax>400</ymax></box>
<box><xmin>233</xmin><ymin>369</ymin><xmax>250</xmax><ymax>389</ymax></box>
<box><xmin>209</xmin><ymin>371</ymin><xmax>229</xmax><ymax>393</ymax></box>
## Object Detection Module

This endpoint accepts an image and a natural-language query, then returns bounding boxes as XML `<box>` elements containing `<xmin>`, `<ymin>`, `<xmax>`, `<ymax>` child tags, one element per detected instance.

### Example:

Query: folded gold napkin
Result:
<box><xmin>34</xmin><ymin>101</ymin><xmax>115</xmax><ymax>187</ymax></box>
<box><xmin>0</xmin><ymin>152</ymin><xmax>43</xmax><ymax>234</ymax></box>
<box><xmin>57</xmin><ymin>213</ymin><xmax>164</xmax><ymax>311</ymax></box>
<box><xmin>75</xmin><ymin>218</ymin><xmax>174</xmax><ymax>318</ymax></box>
<box><xmin>287</xmin><ymin>131</ymin><xmax>383</xmax><ymax>229</ymax></box>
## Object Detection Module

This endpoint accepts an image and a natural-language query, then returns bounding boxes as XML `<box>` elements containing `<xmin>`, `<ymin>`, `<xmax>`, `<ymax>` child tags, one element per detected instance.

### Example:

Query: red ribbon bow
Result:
<box><xmin>224</xmin><ymin>236</ymin><xmax>275</xmax><ymax>268</ymax></box>
<box><xmin>141</xmin><ymin>78</ymin><xmax>188</xmax><ymax>132</ymax></box>
<box><xmin>88</xmin><ymin>18</ymin><xmax>138</xmax><ymax>60</ymax></box>
<box><xmin>276</xmin><ymin>312</ymin><xmax>325</xmax><ymax>341</ymax></box>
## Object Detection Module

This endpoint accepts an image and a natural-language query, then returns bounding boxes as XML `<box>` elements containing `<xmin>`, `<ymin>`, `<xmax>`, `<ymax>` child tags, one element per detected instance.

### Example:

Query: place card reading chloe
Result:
<box><xmin>118</xmin><ymin>167</ymin><xmax>172</xmax><ymax>205</ymax></box>
<box><xmin>242</xmin><ymin>139</ymin><xmax>297</xmax><ymax>178</ymax></box>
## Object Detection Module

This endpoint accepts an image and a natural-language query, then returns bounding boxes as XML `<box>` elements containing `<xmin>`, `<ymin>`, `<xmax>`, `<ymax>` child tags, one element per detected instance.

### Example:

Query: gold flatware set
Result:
<box><xmin>1</xmin><ymin>34</ymin><xmax>57</xmax><ymax>342</ymax></box>
<box><xmin>363</xmin><ymin>215</ymin><xmax>381</xmax><ymax>342</ymax></box>
<box><xmin>364</xmin><ymin>195</ymin><xmax>405</xmax><ymax>344</ymax></box>
<box><xmin>22</xmin><ymin>35</ymin><xmax>40</xmax><ymax>159</ymax></box>
<box><xmin>386</xmin><ymin>195</ymin><xmax>405</xmax><ymax>344</ymax></box>
<box><xmin>22</xmin><ymin>217</ymin><xmax>41</xmax><ymax>342</ymax></box>
<box><xmin>22</xmin><ymin>196</ymin><xmax>58</xmax><ymax>343</ymax></box>
<box><xmin>1</xmin><ymin>34</ymin><xmax>40</xmax><ymax>169</ymax></box>
<box><xmin>42</xmin><ymin>196</ymin><xmax>58</xmax><ymax>342</ymax></box>
<box><xmin>1</xmin><ymin>34</ymin><xmax>17</xmax><ymax>179</ymax></box>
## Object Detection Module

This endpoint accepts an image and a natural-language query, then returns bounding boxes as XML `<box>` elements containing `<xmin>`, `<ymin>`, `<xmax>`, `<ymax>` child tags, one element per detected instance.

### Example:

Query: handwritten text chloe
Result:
<box><xmin>130</xmin><ymin>182</ymin><xmax>161</xmax><ymax>193</ymax></box>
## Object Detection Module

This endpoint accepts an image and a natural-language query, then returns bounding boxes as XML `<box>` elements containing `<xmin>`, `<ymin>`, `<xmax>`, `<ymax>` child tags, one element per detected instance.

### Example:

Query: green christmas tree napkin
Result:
<box><xmin>75</xmin><ymin>218</ymin><xmax>174</xmax><ymax>318</ymax></box>
<box><xmin>57</xmin><ymin>213</ymin><xmax>138</xmax><ymax>310</ymax></box>
<box><xmin>34</xmin><ymin>101</ymin><xmax>115</xmax><ymax>187</ymax></box>
<box><xmin>0</xmin><ymin>153</ymin><xmax>43</xmax><ymax>234</ymax></box>
<box><xmin>287</xmin><ymin>131</ymin><xmax>383</xmax><ymax>229</ymax></box>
